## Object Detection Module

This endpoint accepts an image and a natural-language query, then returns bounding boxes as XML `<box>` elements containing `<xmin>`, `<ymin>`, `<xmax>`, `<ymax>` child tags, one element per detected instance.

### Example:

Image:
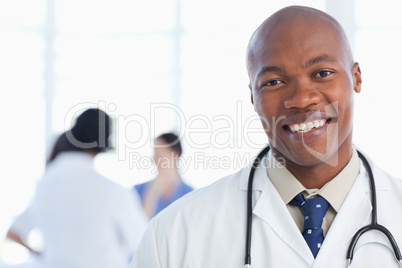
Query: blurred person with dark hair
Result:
<box><xmin>5</xmin><ymin>108</ymin><xmax>147</xmax><ymax>268</ymax></box>
<box><xmin>134</xmin><ymin>132</ymin><xmax>193</xmax><ymax>219</ymax></box>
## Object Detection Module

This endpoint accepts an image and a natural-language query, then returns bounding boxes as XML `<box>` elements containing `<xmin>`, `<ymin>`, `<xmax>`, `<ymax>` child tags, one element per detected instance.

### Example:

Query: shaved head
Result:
<box><xmin>245</xmin><ymin>5</ymin><xmax>362</xmax><ymax>180</ymax></box>
<box><xmin>246</xmin><ymin>6</ymin><xmax>353</xmax><ymax>80</ymax></box>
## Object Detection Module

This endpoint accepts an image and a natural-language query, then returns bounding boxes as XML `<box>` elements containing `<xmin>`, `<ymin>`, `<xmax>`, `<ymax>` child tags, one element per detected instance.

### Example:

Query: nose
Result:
<box><xmin>283</xmin><ymin>80</ymin><xmax>322</xmax><ymax>109</ymax></box>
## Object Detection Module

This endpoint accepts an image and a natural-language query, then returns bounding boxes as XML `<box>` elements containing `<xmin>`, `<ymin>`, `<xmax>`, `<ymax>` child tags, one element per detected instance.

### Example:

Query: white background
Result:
<box><xmin>0</xmin><ymin>0</ymin><xmax>401</xmax><ymax>263</ymax></box>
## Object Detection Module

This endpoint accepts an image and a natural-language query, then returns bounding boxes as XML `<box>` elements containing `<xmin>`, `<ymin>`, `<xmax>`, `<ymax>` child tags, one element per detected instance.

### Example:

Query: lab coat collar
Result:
<box><xmin>237</xmin><ymin>154</ymin><xmax>315</xmax><ymax>264</ymax></box>
<box><xmin>256</xmin><ymin>173</ymin><xmax>316</xmax><ymax>264</ymax></box>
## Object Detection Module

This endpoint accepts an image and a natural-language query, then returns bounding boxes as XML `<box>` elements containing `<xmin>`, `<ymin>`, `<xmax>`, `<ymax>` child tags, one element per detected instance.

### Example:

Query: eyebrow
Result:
<box><xmin>256</xmin><ymin>66</ymin><xmax>284</xmax><ymax>79</ymax></box>
<box><xmin>304</xmin><ymin>54</ymin><xmax>336</xmax><ymax>69</ymax></box>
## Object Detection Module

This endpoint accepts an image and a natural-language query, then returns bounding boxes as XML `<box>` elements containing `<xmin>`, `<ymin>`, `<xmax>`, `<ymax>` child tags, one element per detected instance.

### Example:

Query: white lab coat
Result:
<box><xmin>131</xmin><ymin>151</ymin><xmax>402</xmax><ymax>268</ymax></box>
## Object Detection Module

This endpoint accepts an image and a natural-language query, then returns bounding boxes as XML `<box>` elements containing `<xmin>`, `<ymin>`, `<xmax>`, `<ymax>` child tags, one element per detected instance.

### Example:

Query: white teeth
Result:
<box><xmin>319</xmin><ymin>120</ymin><xmax>325</xmax><ymax>127</ymax></box>
<box><xmin>288</xmin><ymin>119</ymin><xmax>327</xmax><ymax>133</ymax></box>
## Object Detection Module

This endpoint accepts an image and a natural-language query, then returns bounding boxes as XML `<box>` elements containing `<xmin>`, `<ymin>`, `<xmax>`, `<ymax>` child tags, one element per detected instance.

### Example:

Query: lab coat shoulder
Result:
<box><xmin>131</xmin><ymin>168</ymin><xmax>250</xmax><ymax>267</ymax></box>
<box><xmin>363</xmin><ymin>153</ymin><xmax>402</xmax><ymax>208</ymax></box>
<box><xmin>356</xmin><ymin>149</ymin><xmax>402</xmax><ymax>190</ymax></box>
<box><xmin>372</xmin><ymin>161</ymin><xmax>402</xmax><ymax>192</ymax></box>
<box><xmin>369</xmin><ymin>158</ymin><xmax>402</xmax><ymax>224</ymax></box>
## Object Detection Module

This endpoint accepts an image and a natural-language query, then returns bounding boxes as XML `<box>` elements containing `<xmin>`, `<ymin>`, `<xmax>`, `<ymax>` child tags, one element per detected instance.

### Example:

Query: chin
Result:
<box><xmin>274</xmin><ymin>141</ymin><xmax>338</xmax><ymax>166</ymax></box>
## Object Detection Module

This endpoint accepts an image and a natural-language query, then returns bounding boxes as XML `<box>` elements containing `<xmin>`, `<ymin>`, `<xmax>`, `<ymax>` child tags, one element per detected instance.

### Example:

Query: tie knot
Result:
<box><xmin>290</xmin><ymin>193</ymin><xmax>330</xmax><ymax>229</ymax></box>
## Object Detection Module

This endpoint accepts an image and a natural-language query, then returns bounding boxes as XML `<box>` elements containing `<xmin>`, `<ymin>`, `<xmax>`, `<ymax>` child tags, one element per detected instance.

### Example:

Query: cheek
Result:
<box><xmin>339</xmin><ymin>99</ymin><xmax>354</xmax><ymax>132</ymax></box>
<box><xmin>253</xmin><ymin>96</ymin><xmax>284</xmax><ymax>141</ymax></box>
<box><xmin>153</xmin><ymin>149</ymin><xmax>165</xmax><ymax>161</ymax></box>
<box><xmin>254</xmin><ymin>98</ymin><xmax>270</xmax><ymax>129</ymax></box>
<box><xmin>254</xmin><ymin>94</ymin><xmax>281</xmax><ymax>122</ymax></box>
<box><xmin>329</xmin><ymin>84</ymin><xmax>355</xmax><ymax>136</ymax></box>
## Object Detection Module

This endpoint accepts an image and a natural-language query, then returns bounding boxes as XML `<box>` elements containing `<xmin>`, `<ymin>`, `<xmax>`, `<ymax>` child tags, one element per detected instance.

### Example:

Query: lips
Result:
<box><xmin>281</xmin><ymin>111</ymin><xmax>333</xmax><ymax>143</ymax></box>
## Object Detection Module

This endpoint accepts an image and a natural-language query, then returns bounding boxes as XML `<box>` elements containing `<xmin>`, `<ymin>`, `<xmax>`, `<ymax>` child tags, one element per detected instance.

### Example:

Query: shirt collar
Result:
<box><xmin>267</xmin><ymin>147</ymin><xmax>360</xmax><ymax>212</ymax></box>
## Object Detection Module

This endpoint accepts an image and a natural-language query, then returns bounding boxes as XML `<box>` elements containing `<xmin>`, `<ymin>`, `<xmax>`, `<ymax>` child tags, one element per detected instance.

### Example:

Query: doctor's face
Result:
<box><xmin>248</xmin><ymin>17</ymin><xmax>362</xmax><ymax>167</ymax></box>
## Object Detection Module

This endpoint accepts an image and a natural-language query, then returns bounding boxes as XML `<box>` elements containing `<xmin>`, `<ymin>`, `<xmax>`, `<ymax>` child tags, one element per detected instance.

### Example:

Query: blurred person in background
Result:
<box><xmin>4</xmin><ymin>108</ymin><xmax>147</xmax><ymax>268</ymax></box>
<box><xmin>134</xmin><ymin>132</ymin><xmax>193</xmax><ymax>219</ymax></box>
<box><xmin>5</xmin><ymin>132</ymin><xmax>71</xmax><ymax>259</ymax></box>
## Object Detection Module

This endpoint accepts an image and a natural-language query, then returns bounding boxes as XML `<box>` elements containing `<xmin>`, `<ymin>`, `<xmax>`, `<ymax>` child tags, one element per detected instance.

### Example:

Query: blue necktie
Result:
<box><xmin>290</xmin><ymin>193</ymin><xmax>329</xmax><ymax>258</ymax></box>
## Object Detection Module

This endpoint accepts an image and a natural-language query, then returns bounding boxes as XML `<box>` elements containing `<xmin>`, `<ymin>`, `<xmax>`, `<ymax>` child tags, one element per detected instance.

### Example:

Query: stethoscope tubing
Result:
<box><xmin>245</xmin><ymin>145</ymin><xmax>402</xmax><ymax>267</ymax></box>
<box><xmin>244</xmin><ymin>145</ymin><xmax>271</xmax><ymax>267</ymax></box>
<box><xmin>347</xmin><ymin>151</ymin><xmax>402</xmax><ymax>265</ymax></box>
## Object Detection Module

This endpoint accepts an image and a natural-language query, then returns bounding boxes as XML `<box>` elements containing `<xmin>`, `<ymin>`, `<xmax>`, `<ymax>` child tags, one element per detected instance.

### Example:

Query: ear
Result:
<box><xmin>249</xmin><ymin>84</ymin><xmax>257</xmax><ymax>112</ymax></box>
<box><xmin>352</xmin><ymin>62</ymin><xmax>362</xmax><ymax>93</ymax></box>
<box><xmin>249</xmin><ymin>84</ymin><xmax>254</xmax><ymax>104</ymax></box>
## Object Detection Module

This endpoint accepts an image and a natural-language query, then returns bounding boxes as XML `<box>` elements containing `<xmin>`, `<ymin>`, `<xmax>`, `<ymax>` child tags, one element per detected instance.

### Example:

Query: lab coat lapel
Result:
<box><xmin>250</xmin><ymin>163</ymin><xmax>315</xmax><ymax>265</ymax></box>
<box><xmin>313</xmin><ymin>164</ymin><xmax>372</xmax><ymax>266</ymax></box>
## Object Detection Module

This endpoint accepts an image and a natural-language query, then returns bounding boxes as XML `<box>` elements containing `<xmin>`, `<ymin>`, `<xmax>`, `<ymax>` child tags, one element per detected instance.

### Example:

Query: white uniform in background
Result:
<box><xmin>7</xmin><ymin>151</ymin><xmax>147</xmax><ymax>268</ymax></box>
<box><xmin>131</xmin><ymin>151</ymin><xmax>402</xmax><ymax>268</ymax></box>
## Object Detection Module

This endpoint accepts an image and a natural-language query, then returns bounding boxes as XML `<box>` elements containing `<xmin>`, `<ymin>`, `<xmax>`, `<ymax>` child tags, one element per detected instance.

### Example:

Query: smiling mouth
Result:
<box><xmin>283</xmin><ymin>118</ymin><xmax>331</xmax><ymax>133</ymax></box>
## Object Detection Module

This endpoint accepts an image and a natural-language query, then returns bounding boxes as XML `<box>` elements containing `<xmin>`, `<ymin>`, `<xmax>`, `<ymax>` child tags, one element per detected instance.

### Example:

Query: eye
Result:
<box><xmin>314</xmin><ymin>70</ymin><xmax>332</xmax><ymax>78</ymax></box>
<box><xmin>264</xmin><ymin>79</ymin><xmax>283</xmax><ymax>86</ymax></box>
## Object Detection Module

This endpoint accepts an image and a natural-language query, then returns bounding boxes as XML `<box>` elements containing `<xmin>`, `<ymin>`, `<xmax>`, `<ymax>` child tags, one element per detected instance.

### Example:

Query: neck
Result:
<box><xmin>156</xmin><ymin>167</ymin><xmax>180</xmax><ymax>183</ymax></box>
<box><xmin>276</xmin><ymin>145</ymin><xmax>353</xmax><ymax>189</ymax></box>
<box><xmin>83</xmin><ymin>149</ymin><xmax>97</xmax><ymax>158</ymax></box>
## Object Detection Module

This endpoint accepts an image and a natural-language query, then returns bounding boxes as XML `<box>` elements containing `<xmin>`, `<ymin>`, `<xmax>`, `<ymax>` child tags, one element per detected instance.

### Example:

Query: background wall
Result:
<box><xmin>0</xmin><ymin>0</ymin><xmax>401</xmax><ymax>263</ymax></box>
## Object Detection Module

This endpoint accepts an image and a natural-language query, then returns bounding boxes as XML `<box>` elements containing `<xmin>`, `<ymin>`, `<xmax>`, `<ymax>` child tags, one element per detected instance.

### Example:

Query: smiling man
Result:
<box><xmin>247</xmin><ymin>6</ymin><xmax>360</xmax><ymax>190</ymax></box>
<box><xmin>131</xmin><ymin>6</ymin><xmax>402</xmax><ymax>268</ymax></box>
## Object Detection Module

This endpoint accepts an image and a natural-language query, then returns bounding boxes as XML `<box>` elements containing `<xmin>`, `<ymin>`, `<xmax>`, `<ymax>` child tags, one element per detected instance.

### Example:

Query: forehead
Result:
<box><xmin>248</xmin><ymin>16</ymin><xmax>349</xmax><ymax>75</ymax></box>
<box><xmin>154</xmin><ymin>138</ymin><xmax>168</xmax><ymax>146</ymax></box>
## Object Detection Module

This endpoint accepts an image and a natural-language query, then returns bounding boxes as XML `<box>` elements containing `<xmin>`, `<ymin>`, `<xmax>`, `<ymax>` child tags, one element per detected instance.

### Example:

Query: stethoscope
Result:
<box><xmin>244</xmin><ymin>145</ymin><xmax>402</xmax><ymax>268</ymax></box>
